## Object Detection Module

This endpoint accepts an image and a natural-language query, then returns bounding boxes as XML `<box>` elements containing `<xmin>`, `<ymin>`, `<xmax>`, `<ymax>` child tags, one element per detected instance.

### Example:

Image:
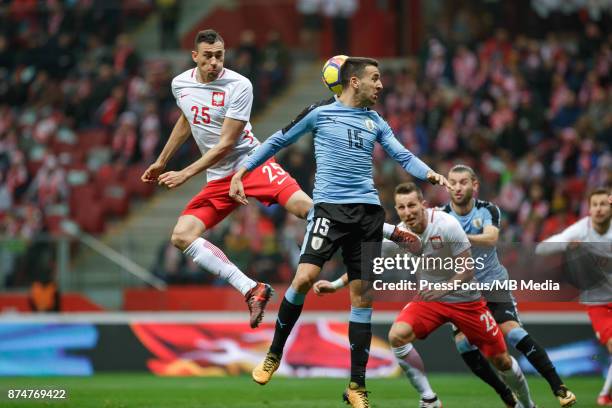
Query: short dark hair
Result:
<box><xmin>588</xmin><ymin>187</ymin><xmax>610</xmax><ymax>204</ymax></box>
<box><xmin>395</xmin><ymin>182</ymin><xmax>423</xmax><ymax>200</ymax></box>
<box><xmin>340</xmin><ymin>57</ymin><xmax>379</xmax><ymax>87</ymax></box>
<box><xmin>449</xmin><ymin>164</ymin><xmax>477</xmax><ymax>181</ymax></box>
<box><xmin>194</xmin><ymin>29</ymin><xmax>224</xmax><ymax>49</ymax></box>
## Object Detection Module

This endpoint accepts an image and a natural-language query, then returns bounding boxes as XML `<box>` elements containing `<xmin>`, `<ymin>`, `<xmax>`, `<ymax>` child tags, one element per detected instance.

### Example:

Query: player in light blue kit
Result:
<box><xmin>230</xmin><ymin>57</ymin><xmax>449</xmax><ymax>408</ymax></box>
<box><xmin>444</xmin><ymin>164</ymin><xmax>576</xmax><ymax>408</ymax></box>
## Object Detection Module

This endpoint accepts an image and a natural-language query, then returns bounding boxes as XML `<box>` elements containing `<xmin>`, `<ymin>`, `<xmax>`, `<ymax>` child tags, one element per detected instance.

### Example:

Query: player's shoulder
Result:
<box><xmin>430</xmin><ymin>208</ymin><xmax>459</xmax><ymax>228</ymax></box>
<box><xmin>282</xmin><ymin>97</ymin><xmax>336</xmax><ymax>133</ymax></box>
<box><xmin>573</xmin><ymin>216</ymin><xmax>591</xmax><ymax>229</ymax></box>
<box><xmin>219</xmin><ymin>68</ymin><xmax>253</xmax><ymax>88</ymax></box>
<box><xmin>172</xmin><ymin>68</ymin><xmax>196</xmax><ymax>86</ymax></box>
<box><xmin>475</xmin><ymin>198</ymin><xmax>501</xmax><ymax>217</ymax></box>
<box><xmin>440</xmin><ymin>203</ymin><xmax>452</xmax><ymax>214</ymax></box>
<box><xmin>474</xmin><ymin>198</ymin><xmax>497</xmax><ymax>208</ymax></box>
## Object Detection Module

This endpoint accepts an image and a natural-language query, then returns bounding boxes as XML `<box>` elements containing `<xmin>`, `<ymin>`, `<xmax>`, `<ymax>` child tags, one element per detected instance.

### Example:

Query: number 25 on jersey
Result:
<box><xmin>191</xmin><ymin>105</ymin><xmax>211</xmax><ymax>125</ymax></box>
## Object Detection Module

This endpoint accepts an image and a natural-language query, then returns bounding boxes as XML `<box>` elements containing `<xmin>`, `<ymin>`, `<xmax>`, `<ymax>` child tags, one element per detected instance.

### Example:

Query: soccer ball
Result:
<box><xmin>321</xmin><ymin>55</ymin><xmax>348</xmax><ymax>95</ymax></box>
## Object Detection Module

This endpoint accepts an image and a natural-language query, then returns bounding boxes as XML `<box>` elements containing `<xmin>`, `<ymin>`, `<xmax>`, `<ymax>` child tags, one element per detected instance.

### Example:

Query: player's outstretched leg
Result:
<box><xmin>389</xmin><ymin>322</ymin><xmax>442</xmax><ymax>408</ymax></box>
<box><xmin>175</xmin><ymin>216</ymin><xmax>270</xmax><ymax>327</ymax></box>
<box><xmin>454</xmin><ymin>334</ymin><xmax>518</xmax><ymax>407</ymax></box>
<box><xmin>252</xmin><ymin>263</ymin><xmax>319</xmax><ymax>385</ymax></box>
<box><xmin>342</xmin><ymin>280</ymin><xmax>374</xmax><ymax>408</ymax></box>
<box><xmin>506</xmin><ymin>326</ymin><xmax>576</xmax><ymax>407</ymax></box>
<box><xmin>491</xmin><ymin>353</ymin><xmax>535</xmax><ymax>408</ymax></box>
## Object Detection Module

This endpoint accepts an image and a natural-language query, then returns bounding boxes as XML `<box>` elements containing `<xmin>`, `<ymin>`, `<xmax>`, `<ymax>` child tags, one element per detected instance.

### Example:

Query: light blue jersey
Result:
<box><xmin>243</xmin><ymin>97</ymin><xmax>432</xmax><ymax>205</ymax></box>
<box><xmin>443</xmin><ymin>199</ymin><xmax>509</xmax><ymax>283</ymax></box>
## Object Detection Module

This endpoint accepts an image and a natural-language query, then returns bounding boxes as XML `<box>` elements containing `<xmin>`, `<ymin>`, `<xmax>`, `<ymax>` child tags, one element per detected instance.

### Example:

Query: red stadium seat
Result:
<box><xmin>74</xmin><ymin>200</ymin><xmax>105</xmax><ymax>234</ymax></box>
<box><xmin>125</xmin><ymin>164</ymin><xmax>155</xmax><ymax>197</ymax></box>
<box><xmin>69</xmin><ymin>184</ymin><xmax>99</xmax><ymax>216</ymax></box>
<box><xmin>77</xmin><ymin>128</ymin><xmax>109</xmax><ymax>151</ymax></box>
<box><xmin>102</xmin><ymin>184</ymin><xmax>130</xmax><ymax>216</ymax></box>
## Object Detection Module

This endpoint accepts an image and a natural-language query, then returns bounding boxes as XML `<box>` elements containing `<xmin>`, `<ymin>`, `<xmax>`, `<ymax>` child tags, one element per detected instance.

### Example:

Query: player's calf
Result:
<box><xmin>491</xmin><ymin>353</ymin><xmax>536</xmax><ymax>408</ymax></box>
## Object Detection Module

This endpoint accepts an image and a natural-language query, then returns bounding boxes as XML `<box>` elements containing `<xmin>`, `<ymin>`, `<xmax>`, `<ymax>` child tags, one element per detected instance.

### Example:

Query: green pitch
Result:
<box><xmin>0</xmin><ymin>374</ymin><xmax>603</xmax><ymax>407</ymax></box>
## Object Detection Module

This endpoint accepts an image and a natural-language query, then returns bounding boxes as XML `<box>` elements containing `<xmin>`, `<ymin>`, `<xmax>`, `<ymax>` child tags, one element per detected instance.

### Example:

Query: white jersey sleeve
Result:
<box><xmin>171</xmin><ymin>77</ymin><xmax>180</xmax><ymax>105</ymax></box>
<box><xmin>535</xmin><ymin>218</ymin><xmax>589</xmax><ymax>255</ymax></box>
<box><xmin>225</xmin><ymin>80</ymin><xmax>253</xmax><ymax>122</ymax></box>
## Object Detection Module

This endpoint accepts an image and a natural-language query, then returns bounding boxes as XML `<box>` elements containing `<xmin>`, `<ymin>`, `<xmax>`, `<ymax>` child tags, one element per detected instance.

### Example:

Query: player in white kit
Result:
<box><xmin>536</xmin><ymin>188</ymin><xmax>611</xmax><ymax>406</ymax></box>
<box><xmin>141</xmin><ymin>29</ymin><xmax>311</xmax><ymax>328</ymax></box>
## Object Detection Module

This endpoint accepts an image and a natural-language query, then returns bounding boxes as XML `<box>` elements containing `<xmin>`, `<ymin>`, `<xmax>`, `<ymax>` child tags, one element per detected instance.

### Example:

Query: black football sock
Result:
<box><xmin>269</xmin><ymin>288</ymin><xmax>304</xmax><ymax>356</ymax></box>
<box><xmin>349</xmin><ymin>321</ymin><xmax>371</xmax><ymax>387</ymax></box>
<box><xmin>516</xmin><ymin>334</ymin><xmax>563</xmax><ymax>392</ymax></box>
<box><xmin>349</xmin><ymin>307</ymin><xmax>373</xmax><ymax>388</ymax></box>
<box><xmin>461</xmin><ymin>349</ymin><xmax>513</xmax><ymax>397</ymax></box>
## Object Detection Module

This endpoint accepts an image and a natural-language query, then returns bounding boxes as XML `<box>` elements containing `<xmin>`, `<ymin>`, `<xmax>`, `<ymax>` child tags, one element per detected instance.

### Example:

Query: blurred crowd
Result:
<box><xmin>375</xmin><ymin>24</ymin><xmax>611</xmax><ymax>244</ymax></box>
<box><xmin>0</xmin><ymin>1</ymin><xmax>291</xmax><ymax>287</ymax></box>
<box><xmin>155</xmin><ymin>21</ymin><xmax>611</xmax><ymax>285</ymax></box>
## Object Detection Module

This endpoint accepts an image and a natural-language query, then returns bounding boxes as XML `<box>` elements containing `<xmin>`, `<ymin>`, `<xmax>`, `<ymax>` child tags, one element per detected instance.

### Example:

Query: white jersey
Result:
<box><xmin>536</xmin><ymin>217</ymin><xmax>612</xmax><ymax>254</ymax></box>
<box><xmin>171</xmin><ymin>68</ymin><xmax>261</xmax><ymax>181</ymax></box>
<box><xmin>536</xmin><ymin>217</ymin><xmax>611</xmax><ymax>304</ymax></box>
<box><xmin>398</xmin><ymin>209</ymin><xmax>479</xmax><ymax>302</ymax></box>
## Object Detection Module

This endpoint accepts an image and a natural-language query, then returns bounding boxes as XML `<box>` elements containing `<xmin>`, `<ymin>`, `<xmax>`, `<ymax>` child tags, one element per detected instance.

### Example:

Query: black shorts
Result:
<box><xmin>300</xmin><ymin>203</ymin><xmax>385</xmax><ymax>282</ymax></box>
<box><xmin>483</xmin><ymin>289</ymin><xmax>521</xmax><ymax>325</ymax></box>
<box><xmin>486</xmin><ymin>300</ymin><xmax>522</xmax><ymax>325</ymax></box>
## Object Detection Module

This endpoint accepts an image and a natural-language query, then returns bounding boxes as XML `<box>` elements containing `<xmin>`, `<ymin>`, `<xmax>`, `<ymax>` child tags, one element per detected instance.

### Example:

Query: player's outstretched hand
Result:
<box><xmin>229</xmin><ymin>173</ymin><xmax>249</xmax><ymax>205</ymax></box>
<box><xmin>313</xmin><ymin>280</ymin><xmax>336</xmax><ymax>296</ymax></box>
<box><xmin>141</xmin><ymin>162</ymin><xmax>166</xmax><ymax>183</ymax></box>
<box><xmin>158</xmin><ymin>170</ymin><xmax>189</xmax><ymax>189</ymax></box>
<box><xmin>426</xmin><ymin>171</ymin><xmax>452</xmax><ymax>191</ymax></box>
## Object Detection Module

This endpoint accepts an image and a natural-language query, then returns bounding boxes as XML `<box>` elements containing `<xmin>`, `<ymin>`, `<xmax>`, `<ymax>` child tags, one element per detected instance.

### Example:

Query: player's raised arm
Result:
<box><xmin>158</xmin><ymin>117</ymin><xmax>247</xmax><ymax>189</ymax></box>
<box><xmin>229</xmin><ymin>100</ymin><xmax>323</xmax><ymax>203</ymax></box>
<box><xmin>535</xmin><ymin>221</ymin><xmax>584</xmax><ymax>255</ymax></box>
<box><xmin>376</xmin><ymin>121</ymin><xmax>451</xmax><ymax>189</ymax></box>
<box><xmin>141</xmin><ymin>112</ymin><xmax>191</xmax><ymax>183</ymax></box>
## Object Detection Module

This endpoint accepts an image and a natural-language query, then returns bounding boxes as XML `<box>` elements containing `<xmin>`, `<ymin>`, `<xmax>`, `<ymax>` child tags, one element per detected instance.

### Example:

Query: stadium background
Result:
<box><xmin>0</xmin><ymin>0</ymin><xmax>610</xmax><ymax>406</ymax></box>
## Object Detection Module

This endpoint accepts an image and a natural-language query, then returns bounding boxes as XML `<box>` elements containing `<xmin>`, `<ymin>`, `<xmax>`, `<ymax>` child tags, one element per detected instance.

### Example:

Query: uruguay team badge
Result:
<box><xmin>472</xmin><ymin>218</ymin><xmax>483</xmax><ymax>229</ymax></box>
<box><xmin>311</xmin><ymin>237</ymin><xmax>323</xmax><ymax>251</ymax></box>
<box><xmin>365</xmin><ymin>119</ymin><xmax>375</xmax><ymax>131</ymax></box>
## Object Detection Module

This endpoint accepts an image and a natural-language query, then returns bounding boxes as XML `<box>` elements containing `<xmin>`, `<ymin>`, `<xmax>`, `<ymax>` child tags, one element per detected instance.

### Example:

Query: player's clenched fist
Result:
<box><xmin>141</xmin><ymin>162</ymin><xmax>166</xmax><ymax>183</ymax></box>
<box><xmin>158</xmin><ymin>170</ymin><xmax>189</xmax><ymax>189</ymax></box>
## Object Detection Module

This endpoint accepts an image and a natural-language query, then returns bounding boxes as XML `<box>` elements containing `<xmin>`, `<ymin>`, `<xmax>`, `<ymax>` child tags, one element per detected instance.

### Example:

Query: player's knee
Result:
<box><xmin>170</xmin><ymin>231</ymin><xmax>196</xmax><ymax>251</ymax></box>
<box><xmin>388</xmin><ymin>326</ymin><xmax>413</xmax><ymax>348</ymax></box>
<box><xmin>607</xmin><ymin>339</ymin><xmax>612</xmax><ymax>354</ymax></box>
<box><xmin>489</xmin><ymin>353</ymin><xmax>512</xmax><ymax>371</ymax></box>
<box><xmin>292</xmin><ymin>272</ymin><xmax>315</xmax><ymax>291</ymax></box>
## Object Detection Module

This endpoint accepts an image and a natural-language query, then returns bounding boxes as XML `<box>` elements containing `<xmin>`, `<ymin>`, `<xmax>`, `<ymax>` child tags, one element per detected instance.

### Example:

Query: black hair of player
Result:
<box><xmin>194</xmin><ymin>29</ymin><xmax>224</xmax><ymax>49</ymax></box>
<box><xmin>395</xmin><ymin>182</ymin><xmax>423</xmax><ymax>200</ymax></box>
<box><xmin>340</xmin><ymin>57</ymin><xmax>379</xmax><ymax>87</ymax></box>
